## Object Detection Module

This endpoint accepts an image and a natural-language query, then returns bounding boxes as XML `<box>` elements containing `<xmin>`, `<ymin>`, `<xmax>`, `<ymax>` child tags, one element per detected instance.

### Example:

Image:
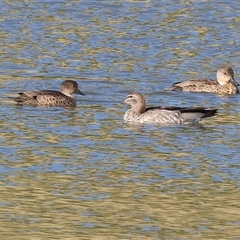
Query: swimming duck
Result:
<box><xmin>14</xmin><ymin>80</ymin><xmax>84</xmax><ymax>107</ymax></box>
<box><xmin>166</xmin><ymin>66</ymin><xmax>239</xmax><ymax>94</ymax></box>
<box><xmin>123</xmin><ymin>92</ymin><xmax>218</xmax><ymax>124</ymax></box>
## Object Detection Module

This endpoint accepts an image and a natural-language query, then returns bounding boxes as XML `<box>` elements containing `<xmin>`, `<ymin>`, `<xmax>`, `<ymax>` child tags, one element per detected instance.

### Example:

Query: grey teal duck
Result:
<box><xmin>166</xmin><ymin>66</ymin><xmax>239</xmax><ymax>94</ymax></box>
<box><xmin>14</xmin><ymin>80</ymin><xmax>85</xmax><ymax>107</ymax></box>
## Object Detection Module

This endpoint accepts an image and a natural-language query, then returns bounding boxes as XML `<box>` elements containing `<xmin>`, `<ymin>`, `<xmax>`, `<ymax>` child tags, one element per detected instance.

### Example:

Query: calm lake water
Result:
<box><xmin>1</xmin><ymin>0</ymin><xmax>240</xmax><ymax>239</ymax></box>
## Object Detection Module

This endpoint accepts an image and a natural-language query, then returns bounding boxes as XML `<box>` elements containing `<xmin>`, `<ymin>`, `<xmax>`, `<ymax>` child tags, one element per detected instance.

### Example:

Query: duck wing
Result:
<box><xmin>166</xmin><ymin>79</ymin><xmax>217</xmax><ymax>91</ymax></box>
<box><xmin>15</xmin><ymin>90</ymin><xmax>63</xmax><ymax>105</ymax></box>
<box><xmin>146</xmin><ymin>106</ymin><xmax>190</xmax><ymax>111</ymax></box>
<box><xmin>179</xmin><ymin>107</ymin><xmax>218</xmax><ymax>120</ymax></box>
<box><xmin>145</xmin><ymin>106</ymin><xmax>218</xmax><ymax>123</ymax></box>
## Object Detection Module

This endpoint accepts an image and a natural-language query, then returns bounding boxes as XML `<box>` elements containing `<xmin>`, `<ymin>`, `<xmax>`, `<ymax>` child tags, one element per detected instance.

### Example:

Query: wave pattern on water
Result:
<box><xmin>0</xmin><ymin>0</ymin><xmax>240</xmax><ymax>239</ymax></box>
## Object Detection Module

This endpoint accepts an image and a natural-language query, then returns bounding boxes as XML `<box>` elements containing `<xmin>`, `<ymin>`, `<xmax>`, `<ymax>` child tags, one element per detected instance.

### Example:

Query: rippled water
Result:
<box><xmin>1</xmin><ymin>0</ymin><xmax>240</xmax><ymax>239</ymax></box>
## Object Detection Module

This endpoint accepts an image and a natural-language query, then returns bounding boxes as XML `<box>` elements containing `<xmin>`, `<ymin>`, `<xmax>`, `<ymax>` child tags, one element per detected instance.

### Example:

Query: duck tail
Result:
<box><xmin>164</xmin><ymin>86</ymin><xmax>183</xmax><ymax>91</ymax></box>
<box><xmin>201</xmin><ymin>109</ymin><xmax>218</xmax><ymax>119</ymax></box>
<box><xmin>180</xmin><ymin>108</ymin><xmax>218</xmax><ymax>123</ymax></box>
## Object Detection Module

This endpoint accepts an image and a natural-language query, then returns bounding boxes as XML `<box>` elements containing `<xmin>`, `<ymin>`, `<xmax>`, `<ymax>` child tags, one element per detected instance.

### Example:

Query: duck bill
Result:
<box><xmin>76</xmin><ymin>89</ymin><xmax>85</xmax><ymax>95</ymax></box>
<box><xmin>122</xmin><ymin>97</ymin><xmax>128</xmax><ymax>104</ymax></box>
<box><xmin>230</xmin><ymin>77</ymin><xmax>239</xmax><ymax>86</ymax></box>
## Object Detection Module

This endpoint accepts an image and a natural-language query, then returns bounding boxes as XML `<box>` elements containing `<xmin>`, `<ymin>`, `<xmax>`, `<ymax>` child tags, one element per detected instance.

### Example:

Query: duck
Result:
<box><xmin>13</xmin><ymin>80</ymin><xmax>85</xmax><ymax>107</ymax></box>
<box><xmin>165</xmin><ymin>66</ymin><xmax>239</xmax><ymax>94</ymax></box>
<box><xmin>123</xmin><ymin>92</ymin><xmax>218</xmax><ymax>125</ymax></box>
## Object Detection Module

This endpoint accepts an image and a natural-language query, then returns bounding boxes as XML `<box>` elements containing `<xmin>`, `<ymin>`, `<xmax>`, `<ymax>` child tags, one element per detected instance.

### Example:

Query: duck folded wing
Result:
<box><xmin>169</xmin><ymin>79</ymin><xmax>218</xmax><ymax>90</ymax></box>
<box><xmin>179</xmin><ymin>108</ymin><xmax>218</xmax><ymax>122</ymax></box>
<box><xmin>145</xmin><ymin>107</ymin><xmax>218</xmax><ymax>124</ymax></box>
<box><xmin>18</xmin><ymin>91</ymin><xmax>42</xmax><ymax>98</ymax></box>
<box><xmin>146</xmin><ymin>106</ymin><xmax>193</xmax><ymax>111</ymax></box>
<box><xmin>15</xmin><ymin>90</ymin><xmax>62</xmax><ymax>105</ymax></box>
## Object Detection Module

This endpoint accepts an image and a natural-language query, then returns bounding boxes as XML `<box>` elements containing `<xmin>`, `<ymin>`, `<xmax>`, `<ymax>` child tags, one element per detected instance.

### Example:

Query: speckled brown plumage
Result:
<box><xmin>166</xmin><ymin>66</ymin><xmax>239</xmax><ymax>94</ymax></box>
<box><xmin>14</xmin><ymin>80</ymin><xmax>85</xmax><ymax>107</ymax></box>
<box><xmin>123</xmin><ymin>92</ymin><xmax>218</xmax><ymax>125</ymax></box>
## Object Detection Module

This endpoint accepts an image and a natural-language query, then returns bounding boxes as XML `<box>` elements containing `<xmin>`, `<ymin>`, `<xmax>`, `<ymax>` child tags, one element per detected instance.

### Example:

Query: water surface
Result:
<box><xmin>1</xmin><ymin>0</ymin><xmax>240</xmax><ymax>239</ymax></box>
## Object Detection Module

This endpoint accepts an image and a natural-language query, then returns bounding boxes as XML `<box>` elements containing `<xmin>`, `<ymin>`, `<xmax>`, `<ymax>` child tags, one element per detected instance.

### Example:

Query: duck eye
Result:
<box><xmin>128</xmin><ymin>95</ymin><xmax>133</xmax><ymax>98</ymax></box>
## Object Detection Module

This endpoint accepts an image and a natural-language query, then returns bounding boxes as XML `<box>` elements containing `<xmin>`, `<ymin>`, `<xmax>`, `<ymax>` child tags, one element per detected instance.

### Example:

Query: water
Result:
<box><xmin>1</xmin><ymin>0</ymin><xmax>240</xmax><ymax>239</ymax></box>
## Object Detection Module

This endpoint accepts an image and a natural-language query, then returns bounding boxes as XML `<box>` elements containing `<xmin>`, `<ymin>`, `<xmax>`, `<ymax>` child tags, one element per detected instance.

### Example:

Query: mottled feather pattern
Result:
<box><xmin>166</xmin><ymin>66</ymin><xmax>239</xmax><ymax>94</ymax></box>
<box><xmin>179</xmin><ymin>81</ymin><xmax>238</xmax><ymax>94</ymax></box>
<box><xmin>35</xmin><ymin>91</ymin><xmax>76</xmax><ymax>107</ymax></box>
<box><xmin>125</xmin><ymin>109</ymin><xmax>184</xmax><ymax>124</ymax></box>
<box><xmin>14</xmin><ymin>80</ymin><xmax>84</xmax><ymax>107</ymax></box>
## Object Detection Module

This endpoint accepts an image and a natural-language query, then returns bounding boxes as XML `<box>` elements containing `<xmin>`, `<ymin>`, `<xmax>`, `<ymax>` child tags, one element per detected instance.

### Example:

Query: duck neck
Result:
<box><xmin>131</xmin><ymin>99</ymin><xmax>146</xmax><ymax>114</ymax></box>
<box><xmin>61</xmin><ymin>90</ymin><xmax>72</xmax><ymax>97</ymax></box>
<box><xmin>217</xmin><ymin>79</ymin><xmax>227</xmax><ymax>86</ymax></box>
<box><xmin>216</xmin><ymin>71</ymin><xmax>228</xmax><ymax>86</ymax></box>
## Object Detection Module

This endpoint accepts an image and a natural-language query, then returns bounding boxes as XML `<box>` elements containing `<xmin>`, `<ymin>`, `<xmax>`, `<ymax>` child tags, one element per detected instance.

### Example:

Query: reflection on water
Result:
<box><xmin>0</xmin><ymin>0</ymin><xmax>240</xmax><ymax>239</ymax></box>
